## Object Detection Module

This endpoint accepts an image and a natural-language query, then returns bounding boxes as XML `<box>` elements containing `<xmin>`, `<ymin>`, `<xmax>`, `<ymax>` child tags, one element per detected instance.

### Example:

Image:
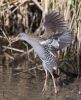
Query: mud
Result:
<box><xmin>0</xmin><ymin>62</ymin><xmax>81</xmax><ymax>100</ymax></box>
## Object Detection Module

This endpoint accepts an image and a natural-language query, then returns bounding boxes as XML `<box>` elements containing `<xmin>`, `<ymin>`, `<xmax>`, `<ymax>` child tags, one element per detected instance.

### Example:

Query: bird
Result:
<box><xmin>16</xmin><ymin>10</ymin><xmax>74</xmax><ymax>93</ymax></box>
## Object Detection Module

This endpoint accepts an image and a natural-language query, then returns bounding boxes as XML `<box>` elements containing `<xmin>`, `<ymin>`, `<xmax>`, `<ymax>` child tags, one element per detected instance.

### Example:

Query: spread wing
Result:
<box><xmin>40</xmin><ymin>32</ymin><xmax>74</xmax><ymax>51</ymax></box>
<box><xmin>41</xmin><ymin>10</ymin><xmax>68</xmax><ymax>38</ymax></box>
<box><xmin>39</xmin><ymin>11</ymin><xmax>73</xmax><ymax>53</ymax></box>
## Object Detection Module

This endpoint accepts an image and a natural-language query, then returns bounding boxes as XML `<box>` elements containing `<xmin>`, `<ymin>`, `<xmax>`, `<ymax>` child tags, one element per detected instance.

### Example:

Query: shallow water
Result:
<box><xmin>0</xmin><ymin>64</ymin><xmax>81</xmax><ymax>100</ymax></box>
<box><xmin>0</xmin><ymin>65</ymin><xmax>44</xmax><ymax>100</ymax></box>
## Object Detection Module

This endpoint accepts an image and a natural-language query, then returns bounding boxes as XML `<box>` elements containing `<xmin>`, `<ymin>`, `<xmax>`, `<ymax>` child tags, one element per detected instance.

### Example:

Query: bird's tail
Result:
<box><xmin>59</xmin><ymin>67</ymin><xmax>78</xmax><ymax>78</ymax></box>
<box><xmin>52</xmin><ymin>67</ymin><xmax>79</xmax><ymax>78</ymax></box>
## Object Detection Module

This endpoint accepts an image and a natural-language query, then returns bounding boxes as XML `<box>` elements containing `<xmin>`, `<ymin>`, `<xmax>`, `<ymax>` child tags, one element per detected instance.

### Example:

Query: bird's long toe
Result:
<box><xmin>54</xmin><ymin>87</ymin><xmax>58</xmax><ymax>94</ymax></box>
<box><xmin>42</xmin><ymin>82</ymin><xmax>48</xmax><ymax>94</ymax></box>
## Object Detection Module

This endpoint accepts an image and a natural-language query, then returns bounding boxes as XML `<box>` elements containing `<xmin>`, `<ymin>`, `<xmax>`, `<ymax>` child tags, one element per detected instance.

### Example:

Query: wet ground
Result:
<box><xmin>0</xmin><ymin>63</ymin><xmax>81</xmax><ymax>100</ymax></box>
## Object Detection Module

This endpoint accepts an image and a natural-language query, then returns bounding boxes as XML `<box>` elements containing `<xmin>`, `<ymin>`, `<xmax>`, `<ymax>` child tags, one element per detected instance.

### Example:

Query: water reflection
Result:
<box><xmin>0</xmin><ymin>65</ymin><xmax>81</xmax><ymax>100</ymax></box>
<box><xmin>0</xmin><ymin>65</ymin><xmax>45</xmax><ymax>100</ymax></box>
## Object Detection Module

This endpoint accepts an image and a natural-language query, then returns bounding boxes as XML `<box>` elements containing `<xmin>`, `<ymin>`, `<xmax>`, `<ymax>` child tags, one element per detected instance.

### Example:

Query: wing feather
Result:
<box><xmin>44</xmin><ymin>11</ymin><xmax>67</xmax><ymax>34</ymax></box>
<box><xmin>40</xmin><ymin>32</ymin><xmax>73</xmax><ymax>51</ymax></box>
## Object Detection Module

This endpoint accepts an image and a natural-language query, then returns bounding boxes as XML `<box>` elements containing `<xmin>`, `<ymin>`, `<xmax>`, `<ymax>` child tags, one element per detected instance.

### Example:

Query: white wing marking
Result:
<box><xmin>40</xmin><ymin>39</ymin><xmax>59</xmax><ymax>48</ymax></box>
<box><xmin>40</xmin><ymin>39</ymin><xmax>51</xmax><ymax>45</ymax></box>
<box><xmin>51</xmin><ymin>39</ymin><xmax>59</xmax><ymax>48</ymax></box>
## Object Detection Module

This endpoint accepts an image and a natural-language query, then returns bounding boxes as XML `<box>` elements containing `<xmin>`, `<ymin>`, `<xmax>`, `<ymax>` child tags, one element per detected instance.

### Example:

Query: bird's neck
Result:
<box><xmin>23</xmin><ymin>34</ymin><xmax>45</xmax><ymax>60</ymax></box>
<box><xmin>24</xmin><ymin>34</ymin><xmax>40</xmax><ymax>48</ymax></box>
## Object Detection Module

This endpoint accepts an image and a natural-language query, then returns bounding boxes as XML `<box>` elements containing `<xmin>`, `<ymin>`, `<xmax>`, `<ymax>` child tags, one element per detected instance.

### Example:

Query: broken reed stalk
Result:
<box><xmin>2</xmin><ymin>45</ymin><xmax>33</xmax><ymax>54</ymax></box>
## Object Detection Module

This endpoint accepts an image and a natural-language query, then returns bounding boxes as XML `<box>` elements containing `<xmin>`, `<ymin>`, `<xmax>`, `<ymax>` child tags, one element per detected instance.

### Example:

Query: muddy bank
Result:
<box><xmin>0</xmin><ymin>63</ymin><xmax>81</xmax><ymax>100</ymax></box>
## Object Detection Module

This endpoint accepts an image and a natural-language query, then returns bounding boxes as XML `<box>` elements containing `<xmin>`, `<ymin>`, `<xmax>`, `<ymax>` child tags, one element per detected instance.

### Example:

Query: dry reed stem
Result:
<box><xmin>4</xmin><ymin>0</ymin><xmax>29</xmax><ymax>20</ymax></box>
<box><xmin>3</xmin><ymin>46</ymin><xmax>27</xmax><ymax>53</ymax></box>
<box><xmin>32</xmin><ymin>0</ymin><xmax>43</xmax><ymax>11</ymax></box>
<box><xmin>12</xmin><ymin>68</ymin><xmax>36</xmax><ymax>77</ymax></box>
<box><xmin>4</xmin><ymin>52</ymin><xmax>14</xmax><ymax>60</ymax></box>
<box><xmin>0</xmin><ymin>27</ymin><xmax>10</xmax><ymax>43</ymax></box>
<box><xmin>0</xmin><ymin>0</ymin><xmax>80</xmax><ymax>75</ymax></box>
<box><xmin>64</xmin><ymin>0</ymin><xmax>71</xmax><ymax>21</ymax></box>
<box><xmin>2</xmin><ymin>45</ymin><xmax>33</xmax><ymax>54</ymax></box>
<box><xmin>70</xmin><ymin>2</ymin><xmax>81</xmax><ymax>30</ymax></box>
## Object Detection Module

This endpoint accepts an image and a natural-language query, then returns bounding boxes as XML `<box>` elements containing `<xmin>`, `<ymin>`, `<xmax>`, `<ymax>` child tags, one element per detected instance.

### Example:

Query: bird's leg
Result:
<box><xmin>42</xmin><ymin>69</ymin><xmax>48</xmax><ymax>92</ymax></box>
<box><xmin>50</xmin><ymin>73</ymin><xmax>58</xmax><ymax>94</ymax></box>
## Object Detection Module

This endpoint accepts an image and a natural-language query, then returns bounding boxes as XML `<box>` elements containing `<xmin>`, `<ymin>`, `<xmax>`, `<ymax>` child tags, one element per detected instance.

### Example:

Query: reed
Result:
<box><xmin>0</xmin><ymin>0</ymin><xmax>81</xmax><ymax>76</ymax></box>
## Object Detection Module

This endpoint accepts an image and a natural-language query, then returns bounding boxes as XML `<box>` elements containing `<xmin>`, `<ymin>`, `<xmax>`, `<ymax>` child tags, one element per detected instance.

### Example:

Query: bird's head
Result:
<box><xmin>18</xmin><ymin>33</ymin><xmax>28</xmax><ymax>41</ymax></box>
<box><xmin>11</xmin><ymin>33</ymin><xmax>28</xmax><ymax>43</ymax></box>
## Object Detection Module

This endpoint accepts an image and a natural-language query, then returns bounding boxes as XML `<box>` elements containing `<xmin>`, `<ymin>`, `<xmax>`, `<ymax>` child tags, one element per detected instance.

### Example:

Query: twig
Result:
<box><xmin>12</xmin><ymin>69</ymin><xmax>36</xmax><ymax>78</ymax></box>
<box><xmin>32</xmin><ymin>0</ymin><xmax>43</xmax><ymax>11</ymax></box>
<box><xmin>5</xmin><ymin>0</ymin><xmax>29</xmax><ymax>20</ymax></box>
<box><xmin>2</xmin><ymin>46</ymin><xmax>27</xmax><ymax>53</ymax></box>
<box><xmin>4</xmin><ymin>52</ymin><xmax>14</xmax><ymax>60</ymax></box>
<box><xmin>69</xmin><ymin>2</ymin><xmax>81</xmax><ymax>30</ymax></box>
<box><xmin>2</xmin><ymin>45</ymin><xmax>34</xmax><ymax>54</ymax></box>
<box><xmin>0</xmin><ymin>28</ymin><xmax>10</xmax><ymax>43</ymax></box>
<box><xmin>11</xmin><ymin>0</ymin><xmax>28</xmax><ymax>14</ymax></box>
<box><xmin>69</xmin><ymin>14</ymin><xmax>75</xmax><ymax>30</ymax></box>
<box><xmin>29</xmin><ymin>65</ymin><xmax>43</xmax><ymax>71</ymax></box>
<box><xmin>29</xmin><ymin>15</ymin><xmax>36</xmax><ymax>33</ymax></box>
<box><xmin>0</xmin><ymin>35</ymin><xmax>6</xmax><ymax>39</ymax></box>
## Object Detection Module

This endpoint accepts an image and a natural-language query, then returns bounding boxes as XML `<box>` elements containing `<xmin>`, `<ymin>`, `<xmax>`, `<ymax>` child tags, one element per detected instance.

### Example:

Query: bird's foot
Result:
<box><xmin>42</xmin><ymin>84</ymin><xmax>48</xmax><ymax>94</ymax></box>
<box><xmin>54</xmin><ymin>86</ymin><xmax>59</xmax><ymax>94</ymax></box>
<box><xmin>54</xmin><ymin>88</ymin><xmax>58</xmax><ymax>94</ymax></box>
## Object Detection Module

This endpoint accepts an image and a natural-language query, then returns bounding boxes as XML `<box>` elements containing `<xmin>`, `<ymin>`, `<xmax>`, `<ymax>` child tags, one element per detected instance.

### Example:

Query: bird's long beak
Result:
<box><xmin>10</xmin><ymin>34</ymin><xmax>20</xmax><ymax>43</ymax></box>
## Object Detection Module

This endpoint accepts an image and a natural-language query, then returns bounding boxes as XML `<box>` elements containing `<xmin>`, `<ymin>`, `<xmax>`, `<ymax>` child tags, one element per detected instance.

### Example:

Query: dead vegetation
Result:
<box><xmin>0</xmin><ymin>0</ymin><xmax>81</xmax><ymax>77</ymax></box>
